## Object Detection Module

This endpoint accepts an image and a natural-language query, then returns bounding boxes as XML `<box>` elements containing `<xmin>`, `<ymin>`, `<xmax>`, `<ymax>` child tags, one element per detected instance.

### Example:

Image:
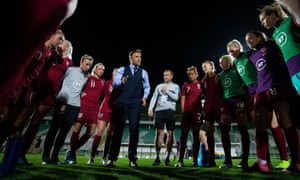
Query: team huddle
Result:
<box><xmin>0</xmin><ymin>0</ymin><xmax>300</xmax><ymax>177</ymax></box>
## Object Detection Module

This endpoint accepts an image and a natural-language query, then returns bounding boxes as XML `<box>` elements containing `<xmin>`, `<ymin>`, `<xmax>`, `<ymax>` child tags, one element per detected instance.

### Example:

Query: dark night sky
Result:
<box><xmin>60</xmin><ymin>0</ymin><xmax>274</xmax><ymax>90</ymax></box>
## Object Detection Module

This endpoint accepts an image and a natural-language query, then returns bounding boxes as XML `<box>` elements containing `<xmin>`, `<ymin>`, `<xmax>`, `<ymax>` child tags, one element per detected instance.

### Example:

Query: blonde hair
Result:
<box><xmin>202</xmin><ymin>60</ymin><xmax>216</xmax><ymax>73</ymax></box>
<box><xmin>54</xmin><ymin>29</ymin><xmax>64</xmax><ymax>36</ymax></box>
<box><xmin>91</xmin><ymin>63</ymin><xmax>104</xmax><ymax>76</ymax></box>
<box><xmin>227</xmin><ymin>39</ymin><xmax>244</xmax><ymax>52</ymax></box>
<box><xmin>80</xmin><ymin>54</ymin><xmax>94</xmax><ymax>63</ymax></box>
<box><xmin>219</xmin><ymin>55</ymin><xmax>233</xmax><ymax>66</ymax></box>
<box><xmin>63</xmin><ymin>40</ymin><xmax>73</xmax><ymax>59</ymax></box>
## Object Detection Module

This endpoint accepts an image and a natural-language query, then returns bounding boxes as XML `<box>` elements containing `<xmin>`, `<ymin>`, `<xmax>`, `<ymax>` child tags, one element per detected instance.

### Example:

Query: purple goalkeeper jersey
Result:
<box><xmin>248</xmin><ymin>40</ymin><xmax>291</xmax><ymax>93</ymax></box>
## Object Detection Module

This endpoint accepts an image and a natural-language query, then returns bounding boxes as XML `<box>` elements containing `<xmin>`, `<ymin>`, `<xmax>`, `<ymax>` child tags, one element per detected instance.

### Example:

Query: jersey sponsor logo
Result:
<box><xmin>237</xmin><ymin>65</ymin><xmax>245</xmax><ymax>76</ymax></box>
<box><xmin>255</xmin><ymin>58</ymin><xmax>266</xmax><ymax>71</ymax></box>
<box><xmin>275</xmin><ymin>32</ymin><xmax>288</xmax><ymax>48</ymax></box>
<box><xmin>223</xmin><ymin>77</ymin><xmax>232</xmax><ymax>88</ymax></box>
<box><xmin>72</xmin><ymin>80</ymin><xmax>83</xmax><ymax>91</ymax></box>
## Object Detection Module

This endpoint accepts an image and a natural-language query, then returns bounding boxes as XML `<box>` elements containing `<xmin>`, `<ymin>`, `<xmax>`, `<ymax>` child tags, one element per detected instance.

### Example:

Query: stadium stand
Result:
<box><xmin>0</xmin><ymin>115</ymin><xmax>284</xmax><ymax>160</ymax></box>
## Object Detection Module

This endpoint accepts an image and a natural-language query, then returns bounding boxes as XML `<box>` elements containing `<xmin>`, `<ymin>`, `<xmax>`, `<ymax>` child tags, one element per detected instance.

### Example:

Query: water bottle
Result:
<box><xmin>197</xmin><ymin>144</ymin><xmax>205</xmax><ymax>167</ymax></box>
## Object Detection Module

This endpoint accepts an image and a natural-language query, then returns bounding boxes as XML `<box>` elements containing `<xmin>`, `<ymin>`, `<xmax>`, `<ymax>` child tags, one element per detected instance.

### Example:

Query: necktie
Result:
<box><xmin>133</xmin><ymin>66</ymin><xmax>138</xmax><ymax>74</ymax></box>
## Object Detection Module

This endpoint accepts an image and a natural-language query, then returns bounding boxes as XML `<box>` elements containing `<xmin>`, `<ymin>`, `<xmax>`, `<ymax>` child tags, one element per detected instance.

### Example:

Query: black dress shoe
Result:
<box><xmin>237</xmin><ymin>160</ymin><xmax>249</xmax><ymax>172</ymax></box>
<box><xmin>17</xmin><ymin>156</ymin><xmax>33</xmax><ymax>166</ymax></box>
<box><xmin>204</xmin><ymin>161</ymin><xmax>216</xmax><ymax>167</ymax></box>
<box><xmin>50</xmin><ymin>157</ymin><xmax>61</xmax><ymax>165</ymax></box>
<box><xmin>164</xmin><ymin>158</ymin><xmax>170</xmax><ymax>166</ymax></box>
<box><xmin>152</xmin><ymin>159</ymin><xmax>161</xmax><ymax>166</ymax></box>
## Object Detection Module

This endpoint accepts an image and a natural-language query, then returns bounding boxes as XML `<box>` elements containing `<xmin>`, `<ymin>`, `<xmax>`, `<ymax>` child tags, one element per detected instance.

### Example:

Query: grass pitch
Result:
<box><xmin>0</xmin><ymin>153</ymin><xmax>299</xmax><ymax>180</ymax></box>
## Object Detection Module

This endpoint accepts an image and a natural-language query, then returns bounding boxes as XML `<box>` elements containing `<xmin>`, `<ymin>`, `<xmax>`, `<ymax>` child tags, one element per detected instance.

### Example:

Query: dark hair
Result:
<box><xmin>258</xmin><ymin>2</ymin><xmax>288</xmax><ymax>19</ymax></box>
<box><xmin>128</xmin><ymin>49</ymin><xmax>142</xmax><ymax>57</ymax></box>
<box><xmin>247</xmin><ymin>30</ymin><xmax>269</xmax><ymax>42</ymax></box>
<box><xmin>186</xmin><ymin>65</ymin><xmax>198</xmax><ymax>75</ymax></box>
<box><xmin>164</xmin><ymin>69</ymin><xmax>173</xmax><ymax>76</ymax></box>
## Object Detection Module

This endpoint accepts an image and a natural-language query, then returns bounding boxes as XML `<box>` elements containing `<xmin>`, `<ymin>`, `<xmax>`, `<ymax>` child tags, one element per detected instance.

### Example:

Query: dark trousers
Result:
<box><xmin>179</xmin><ymin>111</ymin><xmax>201</xmax><ymax>162</ymax></box>
<box><xmin>42</xmin><ymin>103</ymin><xmax>79</xmax><ymax>160</ymax></box>
<box><xmin>108</xmin><ymin>101</ymin><xmax>141</xmax><ymax>161</ymax></box>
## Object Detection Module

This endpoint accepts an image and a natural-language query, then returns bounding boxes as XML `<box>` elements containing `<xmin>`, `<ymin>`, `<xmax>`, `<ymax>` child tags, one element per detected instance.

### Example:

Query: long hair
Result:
<box><xmin>258</xmin><ymin>2</ymin><xmax>288</xmax><ymax>19</ymax></box>
<box><xmin>91</xmin><ymin>63</ymin><xmax>104</xmax><ymax>77</ymax></box>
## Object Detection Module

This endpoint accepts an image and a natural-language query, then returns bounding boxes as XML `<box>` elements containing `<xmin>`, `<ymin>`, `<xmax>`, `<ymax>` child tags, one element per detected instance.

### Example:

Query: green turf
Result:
<box><xmin>0</xmin><ymin>153</ymin><xmax>299</xmax><ymax>180</ymax></box>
